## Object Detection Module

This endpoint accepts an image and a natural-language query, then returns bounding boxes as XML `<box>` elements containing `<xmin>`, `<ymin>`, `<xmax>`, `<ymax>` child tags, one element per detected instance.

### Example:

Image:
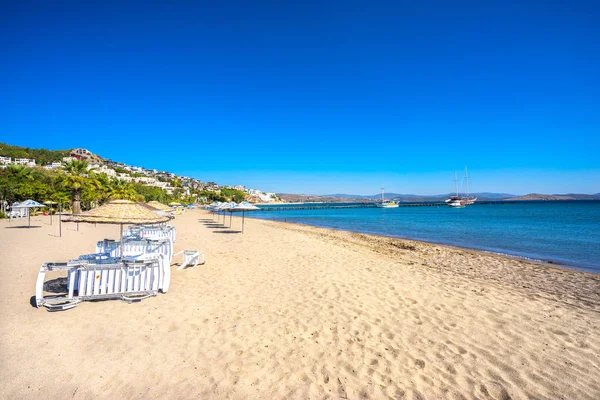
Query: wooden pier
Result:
<box><xmin>257</xmin><ymin>201</ymin><xmax>505</xmax><ymax>212</ymax></box>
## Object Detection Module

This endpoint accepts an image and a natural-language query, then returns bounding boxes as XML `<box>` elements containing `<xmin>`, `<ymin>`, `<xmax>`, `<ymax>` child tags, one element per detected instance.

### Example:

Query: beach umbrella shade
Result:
<box><xmin>146</xmin><ymin>201</ymin><xmax>173</xmax><ymax>212</ymax></box>
<box><xmin>168</xmin><ymin>202</ymin><xmax>181</xmax><ymax>207</ymax></box>
<box><xmin>217</xmin><ymin>202</ymin><xmax>237</xmax><ymax>226</ymax></box>
<box><xmin>62</xmin><ymin>200</ymin><xmax>171</xmax><ymax>257</ymax></box>
<box><xmin>227</xmin><ymin>202</ymin><xmax>259</xmax><ymax>233</ymax></box>
<box><xmin>17</xmin><ymin>199</ymin><xmax>47</xmax><ymax>228</ymax></box>
<box><xmin>44</xmin><ymin>201</ymin><xmax>57</xmax><ymax>225</ymax></box>
<box><xmin>142</xmin><ymin>202</ymin><xmax>175</xmax><ymax>222</ymax></box>
<box><xmin>208</xmin><ymin>202</ymin><xmax>222</xmax><ymax>220</ymax></box>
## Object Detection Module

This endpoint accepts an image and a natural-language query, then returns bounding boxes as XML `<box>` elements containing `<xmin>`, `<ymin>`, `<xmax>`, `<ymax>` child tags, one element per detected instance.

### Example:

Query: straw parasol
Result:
<box><xmin>62</xmin><ymin>200</ymin><xmax>171</xmax><ymax>256</ymax></box>
<box><xmin>141</xmin><ymin>202</ymin><xmax>174</xmax><ymax>221</ymax></box>
<box><xmin>147</xmin><ymin>201</ymin><xmax>173</xmax><ymax>212</ymax></box>
<box><xmin>168</xmin><ymin>202</ymin><xmax>181</xmax><ymax>207</ymax></box>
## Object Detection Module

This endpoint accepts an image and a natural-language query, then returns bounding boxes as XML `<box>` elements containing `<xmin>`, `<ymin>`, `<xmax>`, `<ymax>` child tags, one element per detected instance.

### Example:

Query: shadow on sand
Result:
<box><xmin>212</xmin><ymin>230</ymin><xmax>241</xmax><ymax>234</ymax></box>
<box><xmin>5</xmin><ymin>225</ymin><xmax>42</xmax><ymax>229</ymax></box>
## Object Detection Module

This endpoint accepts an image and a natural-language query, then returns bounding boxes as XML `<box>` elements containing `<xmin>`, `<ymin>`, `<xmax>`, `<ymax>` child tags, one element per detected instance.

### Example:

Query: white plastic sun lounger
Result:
<box><xmin>97</xmin><ymin>237</ymin><xmax>173</xmax><ymax>262</ymax></box>
<box><xmin>174</xmin><ymin>250</ymin><xmax>205</xmax><ymax>270</ymax></box>
<box><xmin>35</xmin><ymin>257</ymin><xmax>163</xmax><ymax>311</ymax></box>
<box><xmin>125</xmin><ymin>225</ymin><xmax>176</xmax><ymax>243</ymax></box>
<box><xmin>70</xmin><ymin>252</ymin><xmax>171</xmax><ymax>293</ymax></box>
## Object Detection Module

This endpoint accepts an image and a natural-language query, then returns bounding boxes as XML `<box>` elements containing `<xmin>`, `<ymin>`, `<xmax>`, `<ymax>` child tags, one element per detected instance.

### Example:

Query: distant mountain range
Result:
<box><xmin>325</xmin><ymin>192</ymin><xmax>517</xmax><ymax>201</ymax></box>
<box><xmin>278</xmin><ymin>192</ymin><xmax>600</xmax><ymax>203</ymax></box>
<box><xmin>505</xmin><ymin>193</ymin><xmax>600</xmax><ymax>201</ymax></box>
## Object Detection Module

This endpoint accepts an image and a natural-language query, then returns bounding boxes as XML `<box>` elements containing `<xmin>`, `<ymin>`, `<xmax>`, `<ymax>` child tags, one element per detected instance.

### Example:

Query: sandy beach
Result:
<box><xmin>0</xmin><ymin>210</ymin><xmax>599</xmax><ymax>399</ymax></box>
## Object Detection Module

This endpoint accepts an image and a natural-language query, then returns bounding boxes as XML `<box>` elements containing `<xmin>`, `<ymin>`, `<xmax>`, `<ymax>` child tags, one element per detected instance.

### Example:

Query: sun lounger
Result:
<box><xmin>174</xmin><ymin>250</ymin><xmax>205</xmax><ymax>270</ymax></box>
<box><xmin>67</xmin><ymin>252</ymin><xmax>170</xmax><ymax>294</ymax></box>
<box><xmin>35</xmin><ymin>257</ymin><xmax>163</xmax><ymax>311</ymax></box>
<box><xmin>97</xmin><ymin>237</ymin><xmax>173</xmax><ymax>262</ymax></box>
<box><xmin>126</xmin><ymin>226</ymin><xmax>176</xmax><ymax>243</ymax></box>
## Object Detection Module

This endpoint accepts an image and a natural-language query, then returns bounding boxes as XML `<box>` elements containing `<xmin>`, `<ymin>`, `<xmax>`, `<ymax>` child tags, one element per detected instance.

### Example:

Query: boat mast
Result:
<box><xmin>465</xmin><ymin>166</ymin><xmax>470</xmax><ymax>198</ymax></box>
<box><xmin>381</xmin><ymin>185</ymin><xmax>384</xmax><ymax>202</ymax></box>
<box><xmin>454</xmin><ymin>171</ymin><xmax>459</xmax><ymax>197</ymax></box>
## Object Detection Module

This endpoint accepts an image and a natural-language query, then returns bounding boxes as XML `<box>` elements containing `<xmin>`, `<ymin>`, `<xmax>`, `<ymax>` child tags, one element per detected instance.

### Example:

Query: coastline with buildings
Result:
<box><xmin>0</xmin><ymin>143</ymin><xmax>280</xmax><ymax>206</ymax></box>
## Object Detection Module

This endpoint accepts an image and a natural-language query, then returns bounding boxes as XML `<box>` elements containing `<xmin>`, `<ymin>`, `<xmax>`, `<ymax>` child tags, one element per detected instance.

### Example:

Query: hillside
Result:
<box><xmin>0</xmin><ymin>142</ymin><xmax>70</xmax><ymax>165</ymax></box>
<box><xmin>506</xmin><ymin>193</ymin><xmax>600</xmax><ymax>201</ymax></box>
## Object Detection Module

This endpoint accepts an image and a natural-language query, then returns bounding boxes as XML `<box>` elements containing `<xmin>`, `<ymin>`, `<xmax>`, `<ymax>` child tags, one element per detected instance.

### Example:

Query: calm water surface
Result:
<box><xmin>249</xmin><ymin>201</ymin><xmax>600</xmax><ymax>273</ymax></box>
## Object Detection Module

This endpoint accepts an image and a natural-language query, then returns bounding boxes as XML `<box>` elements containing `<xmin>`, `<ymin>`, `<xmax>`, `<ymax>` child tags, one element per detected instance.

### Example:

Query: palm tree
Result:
<box><xmin>61</xmin><ymin>159</ymin><xmax>97</xmax><ymax>214</ymax></box>
<box><xmin>1</xmin><ymin>165</ymin><xmax>34</xmax><ymax>203</ymax></box>
<box><xmin>109</xmin><ymin>179</ymin><xmax>142</xmax><ymax>201</ymax></box>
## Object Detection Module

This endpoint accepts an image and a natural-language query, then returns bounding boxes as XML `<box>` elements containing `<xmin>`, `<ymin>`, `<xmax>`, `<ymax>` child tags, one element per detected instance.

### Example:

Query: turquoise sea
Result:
<box><xmin>250</xmin><ymin>201</ymin><xmax>600</xmax><ymax>273</ymax></box>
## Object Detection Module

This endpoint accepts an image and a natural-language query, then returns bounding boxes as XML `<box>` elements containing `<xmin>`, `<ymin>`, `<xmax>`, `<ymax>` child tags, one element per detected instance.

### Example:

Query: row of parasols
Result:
<box><xmin>206</xmin><ymin>201</ymin><xmax>260</xmax><ymax>233</ymax></box>
<box><xmin>8</xmin><ymin>199</ymin><xmax>178</xmax><ymax>229</ymax></box>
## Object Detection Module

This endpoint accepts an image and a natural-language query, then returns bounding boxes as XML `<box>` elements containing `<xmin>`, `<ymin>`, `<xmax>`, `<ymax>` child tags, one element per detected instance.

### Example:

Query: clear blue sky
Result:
<box><xmin>1</xmin><ymin>1</ymin><xmax>599</xmax><ymax>195</ymax></box>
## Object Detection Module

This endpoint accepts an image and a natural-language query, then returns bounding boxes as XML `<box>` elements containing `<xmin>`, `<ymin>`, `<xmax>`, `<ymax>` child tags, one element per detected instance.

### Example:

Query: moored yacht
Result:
<box><xmin>446</xmin><ymin>171</ymin><xmax>465</xmax><ymax>208</ymax></box>
<box><xmin>376</xmin><ymin>185</ymin><xmax>399</xmax><ymax>208</ymax></box>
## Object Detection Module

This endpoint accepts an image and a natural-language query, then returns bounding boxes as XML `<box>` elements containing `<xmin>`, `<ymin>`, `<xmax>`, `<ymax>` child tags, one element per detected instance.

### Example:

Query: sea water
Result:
<box><xmin>250</xmin><ymin>201</ymin><xmax>600</xmax><ymax>273</ymax></box>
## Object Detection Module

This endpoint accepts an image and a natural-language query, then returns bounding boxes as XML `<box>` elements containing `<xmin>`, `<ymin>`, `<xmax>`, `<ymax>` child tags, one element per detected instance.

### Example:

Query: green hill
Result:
<box><xmin>0</xmin><ymin>142</ymin><xmax>70</xmax><ymax>165</ymax></box>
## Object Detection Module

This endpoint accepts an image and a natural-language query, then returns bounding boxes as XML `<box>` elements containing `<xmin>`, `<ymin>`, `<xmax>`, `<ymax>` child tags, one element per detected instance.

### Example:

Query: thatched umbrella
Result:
<box><xmin>62</xmin><ymin>200</ymin><xmax>171</xmax><ymax>257</ymax></box>
<box><xmin>147</xmin><ymin>201</ymin><xmax>172</xmax><ymax>212</ymax></box>
<box><xmin>168</xmin><ymin>202</ymin><xmax>181</xmax><ymax>207</ymax></box>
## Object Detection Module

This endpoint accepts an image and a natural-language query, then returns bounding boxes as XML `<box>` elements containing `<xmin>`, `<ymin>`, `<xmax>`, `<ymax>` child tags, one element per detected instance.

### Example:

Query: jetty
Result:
<box><xmin>257</xmin><ymin>201</ymin><xmax>505</xmax><ymax>212</ymax></box>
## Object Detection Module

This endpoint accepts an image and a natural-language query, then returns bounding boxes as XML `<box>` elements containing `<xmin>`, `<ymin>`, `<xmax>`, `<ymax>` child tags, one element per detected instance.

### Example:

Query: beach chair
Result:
<box><xmin>35</xmin><ymin>257</ymin><xmax>163</xmax><ymax>311</ymax></box>
<box><xmin>67</xmin><ymin>252</ymin><xmax>171</xmax><ymax>294</ymax></box>
<box><xmin>174</xmin><ymin>250</ymin><xmax>205</xmax><ymax>270</ymax></box>
<box><xmin>97</xmin><ymin>237</ymin><xmax>174</xmax><ymax>262</ymax></box>
<box><xmin>125</xmin><ymin>225</ymin><xmax>176</xmax><ymax>243</ymax></box>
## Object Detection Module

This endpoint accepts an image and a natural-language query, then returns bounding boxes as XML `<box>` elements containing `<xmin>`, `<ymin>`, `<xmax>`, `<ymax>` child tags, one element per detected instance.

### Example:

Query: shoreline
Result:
<box><xmin>249</xmin><ymin>216</ymin><xmax>600</xmax><ymax>313</ymax></box>
<box><xmin>247</xmin><ymin>214</ymin><xmax>600</xmax><ymax>274</ymax></box>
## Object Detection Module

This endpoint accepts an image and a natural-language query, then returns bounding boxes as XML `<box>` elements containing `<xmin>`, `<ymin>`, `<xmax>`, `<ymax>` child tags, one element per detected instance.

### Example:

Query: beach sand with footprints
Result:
<box><xmin>1</xmin><ymin>209</ymin><xmax>599</xmax><ymax>399</ymax></box>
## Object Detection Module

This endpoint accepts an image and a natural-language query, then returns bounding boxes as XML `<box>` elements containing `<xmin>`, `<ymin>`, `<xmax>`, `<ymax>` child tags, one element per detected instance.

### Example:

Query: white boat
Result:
<box><xmin>376</xmin><ymin>185</ymin><xmax>399</xmax><ymax>208</ymax></box>
<box><xmin>446</xmin><ymin>172</ymin><xmax>465</xmax><ymax>208</ymax></box>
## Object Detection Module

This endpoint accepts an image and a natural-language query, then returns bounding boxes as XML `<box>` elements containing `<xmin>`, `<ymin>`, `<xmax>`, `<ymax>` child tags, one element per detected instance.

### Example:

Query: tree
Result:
<box><xmin>0</xmin><ymin>165</ymin><xmax>35</xmax><ymax>203</ymax></box>
<box><xmin>109</xmin><ymin>179</ymin><xmax>142</xmax><ymax>201</ymax></box>
<box><xmin>61</xmin><ymin>159</ymin><xmax>97</xmax><ymax>214</ymax></box>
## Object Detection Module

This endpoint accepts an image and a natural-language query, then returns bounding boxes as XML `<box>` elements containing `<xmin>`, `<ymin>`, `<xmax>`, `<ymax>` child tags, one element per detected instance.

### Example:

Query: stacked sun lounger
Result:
<box><xmin>97</xmin><ymin>237</ymin><xmax>174</xmax><ymax>262</ymax></box>
<box><xmin>125</xmin><ymin>225</ymin><xmax>176</xmax><ymax>243</ymax></box>
<box><xmin>35</xmin><ymin>256</ymin><xmax>165</xmax><ymax>311</ymax></box>
<box><xmin>35</xmin><ymin>224</ymin><xmax>206</xmax><ymax>311</ymax></box>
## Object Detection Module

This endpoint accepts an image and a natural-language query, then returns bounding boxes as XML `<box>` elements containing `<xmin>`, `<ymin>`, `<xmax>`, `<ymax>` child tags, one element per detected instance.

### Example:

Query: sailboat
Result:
<box><xmin>461</xmin><ymin>166</ymin><xmax>477</xmax><ymax>205</ymax></box>
<box><xmin>445</xmin><ymin>171</ymin><xmax>465</xmax><ymax>208</ymax></box>
<box><xmin>376</xmin><ymin>185</ymin><xmax>399</xmax><ymax>208</ymax></box>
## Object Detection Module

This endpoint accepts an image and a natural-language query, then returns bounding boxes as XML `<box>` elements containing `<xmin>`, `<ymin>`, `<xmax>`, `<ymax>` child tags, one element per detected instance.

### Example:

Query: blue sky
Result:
<box><xmin>1</xmin><ymin>1</ymin><xmax>599</xmax><ymax>195</ymax></box>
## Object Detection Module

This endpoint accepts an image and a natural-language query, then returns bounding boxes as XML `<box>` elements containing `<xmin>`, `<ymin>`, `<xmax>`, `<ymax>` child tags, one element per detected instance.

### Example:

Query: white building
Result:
<box><xmin>62</xmin><ymin>156</ymin><xmax>77</xmax><ymax>163</ymax></box>
<box><xmin>0</xmin><ymin>156</ymin><xmax>11</xmax><ymax>165</ymax></box>
<box><xmin>98</xmin><ymin>166</ymin><xmax>116</xmax><ymax>177</ymax></box>
<box><xmin>44</xmin><ymin>162</ymin><xmax>62</xmax><ymax>170</ymax></box>
<box><xmin>71</xmin><ymin>148</ymin><xmax>92</xmax><ymax>158</ymax></box>
<box><xmin>14</xmin><ymin>158</ymin><xmax>36</xmax><ymax>166</ymax></box>
<box><xmin>117</xmin><ymin>174</ymin><xmax>133</xmax><ymax>182</ymax></box>
<box><xmin>134</xmin><ymin>176</ymin><xmax>157</xmax><ymax>185</ymax></box>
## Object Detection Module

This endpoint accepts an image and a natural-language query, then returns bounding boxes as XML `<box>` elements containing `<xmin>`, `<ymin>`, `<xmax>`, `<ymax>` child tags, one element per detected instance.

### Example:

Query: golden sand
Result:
<box><xmin>0</xmin><ymin>210</ymin><xmax>599</xmax><ymax>399</ymax></box>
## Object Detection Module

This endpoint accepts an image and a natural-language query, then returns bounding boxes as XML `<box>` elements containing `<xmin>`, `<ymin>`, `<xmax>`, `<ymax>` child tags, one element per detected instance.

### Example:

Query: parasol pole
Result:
<box><xmin>242</xmin><ymin>210</ymin><xmax>245</xmax><ymax>234</ymax></box>
<box><xmin>59</xmin><ymin>203</ymin><xmax>62</xmax><ymax>237</ymax></box>
<box><xmin>28</xmin><ymin>209</ymin><xmax>31</xmax><ymax>228</ymax></box>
